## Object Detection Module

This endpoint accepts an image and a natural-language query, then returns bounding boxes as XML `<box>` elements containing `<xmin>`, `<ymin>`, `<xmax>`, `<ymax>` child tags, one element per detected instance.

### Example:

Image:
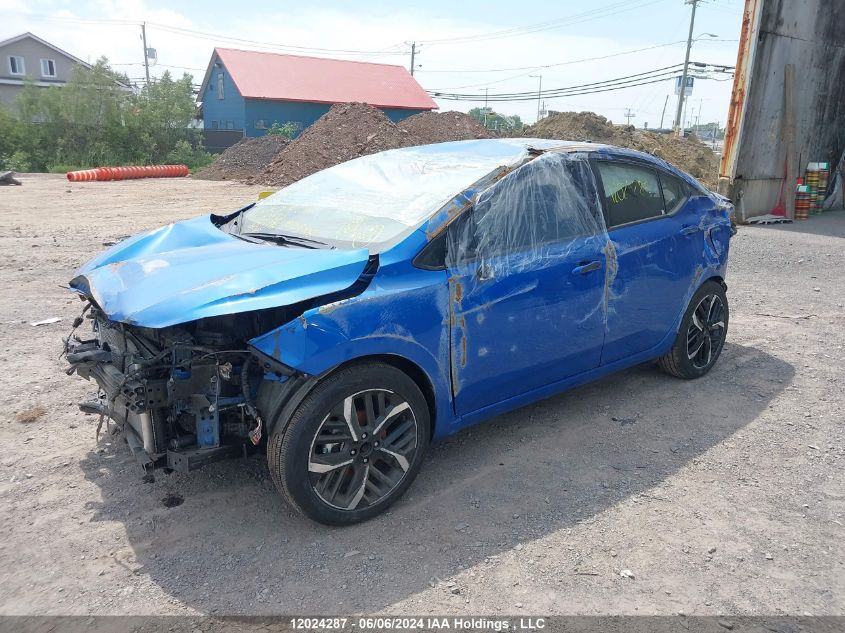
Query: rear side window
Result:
<box><xmin>596</xmin><ymin>162</ymin><xmax>663</xmax><ymax>228</ymax></box>
<box><xmin>660</xmin><ymin>172</ymin><xmax>689</xmax><ymax>214</ymax></box>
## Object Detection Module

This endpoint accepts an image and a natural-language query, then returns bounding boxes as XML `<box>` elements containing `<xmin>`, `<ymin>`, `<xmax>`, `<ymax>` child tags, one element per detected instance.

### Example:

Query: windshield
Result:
<box><xmin>237</xmin><ymin>140</ymin><xmax>529</xmax><ymax>251</ymax></box>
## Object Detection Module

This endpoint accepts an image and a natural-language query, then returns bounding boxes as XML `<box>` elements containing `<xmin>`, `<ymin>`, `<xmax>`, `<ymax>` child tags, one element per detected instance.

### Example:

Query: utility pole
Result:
<box><xmin>483</xmin><ymin>87</ymin><xmax>489</xmax><ymax>127</ymax></box>
<box><xmin>624</xmin><ymin>108</ymin><xmax>636</xmax><ymax>126</ymax></box>
<box><xmin>408</xmin><ymin>41</ymin><xmax>417</xmax><ymax>76</ymax></box>
<box><xmin>141</xmin><ymin>22</ymin><xmax>150</xmax><ymax>84</ymax></box>
<box><xmin>659</xmin><ymin>94</ymin><xmax>669</xmax><ymax>129</ymax></box>
<box><xmin>530</xmin><ymin>74</ymin><xmax>542</xmax><ymax>123</ymax></box>
<box><xmin>674</xmin><ymin>0</ymin><xmax>699</xmax><ymax>134</ymax></box>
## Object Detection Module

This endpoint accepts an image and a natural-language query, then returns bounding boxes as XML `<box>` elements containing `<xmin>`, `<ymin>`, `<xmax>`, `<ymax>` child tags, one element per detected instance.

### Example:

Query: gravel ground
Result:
<box><xmin>0</xmin><ymin>174</ymin><xmax>842</xmax><ymax>616</ymax></box>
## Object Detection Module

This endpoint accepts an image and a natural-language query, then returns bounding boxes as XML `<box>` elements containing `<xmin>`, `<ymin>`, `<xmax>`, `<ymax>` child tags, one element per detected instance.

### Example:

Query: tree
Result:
<box><xmin>468</xmin><ymin>107</ymin><xmax>523</xmax><ymax>131</ymax></box>
<box><xmin>132</xmin><ymin>70</ymin><xmax>200</xmax><ymax>163</ymax></box>
<box><xmin>266</xmin><ymin>121</ymin><xmax>297</xmax><ymax>138</ymax></box>
<box><xmin>5</xmin><ymin>59</ymin><xmax>210</xmax><ymax>171</ymax></box>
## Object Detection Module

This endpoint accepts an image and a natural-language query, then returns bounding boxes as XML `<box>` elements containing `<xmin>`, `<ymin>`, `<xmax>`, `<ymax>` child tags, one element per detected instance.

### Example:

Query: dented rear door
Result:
<box><xmin>594</xmin><ymin>161</ymin><xmax>709</xmax><ymax>363</ymax></box>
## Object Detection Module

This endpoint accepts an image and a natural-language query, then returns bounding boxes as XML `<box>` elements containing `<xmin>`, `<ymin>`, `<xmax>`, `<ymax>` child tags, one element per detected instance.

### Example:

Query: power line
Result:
<box><xmin>146</xmin><ymin>22</ymin><xmax>408</xmax><ymax>56</ymax></box>
<box><xmin>430</xmin><ymin>63</ymin><xmax>733</xmax><ymax>102</ymax></box>
<box><xmin>20</xmin><ymin>13</ymin><xmax>408</xmax><ymax>57</ymax></box>
<box><xmin>419</xmin><ymin>0</ymin><xmax>669</xmax><ymax>45</ymax></box>
<box><xmin>112</xmin><ymin>63</ymin><xmax>208</xmax><ymax>71</ymax></box>
<box><xmin>431</xmin><ymin>63</ymin><xmax>686</xmax><ymax>99</ymax></box>
<box><xmin>433</xmin><ymin>75</ymin><xmax>679</xmax><ymax>102</ymax></box>
<box><xmin>421</xmin><ymin>39</ymin><xmax>739</xmax><ymax>92</ymax></box>
<box><xmin>418</xmin><ymin>40</ymin><xmax>690</xmax><ymax>74</ymax></box>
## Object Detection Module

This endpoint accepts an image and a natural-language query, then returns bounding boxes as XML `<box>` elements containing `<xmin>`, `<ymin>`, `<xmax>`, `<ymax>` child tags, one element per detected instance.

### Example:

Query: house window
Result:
<box><xmin>216</xmin><ymin>73</ymin><xmax>224</xmax><ymax>99</ymax></box>
<box><xmin>255</xmin><ymin>119</ymin><xmax>266</xmax><ymax>130</ymax></box>
<box><xmin>8</xmin><ymin>56</ymin><xmax>25</xmax><ymax>75</ymax></box>
<box><xmin>211</xmin><ymin>121</ymin><xmax>219</xmax><ymax>129</ymax></box>
<box><xmin>40</xmin><ymin>59</ymin><xmax>56</xmax><ymax>78</ymax></box>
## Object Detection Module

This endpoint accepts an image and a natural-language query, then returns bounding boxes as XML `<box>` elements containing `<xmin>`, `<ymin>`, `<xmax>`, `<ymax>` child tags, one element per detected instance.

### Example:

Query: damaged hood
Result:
<box><xmin>71</xmin><ymin>215</ymin><xmax>370</xmax><ymax>328</ymax></box>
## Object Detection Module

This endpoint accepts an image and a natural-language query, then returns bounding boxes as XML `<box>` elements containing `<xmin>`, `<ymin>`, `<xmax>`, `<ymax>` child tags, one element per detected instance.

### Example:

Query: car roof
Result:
<box><xmin>474</xmin><ymin>137</ymin><xmax>705</xmax><ymax>190</ymax></box>
<box><xmin>405</xmin><ymin>137</ymin><xmax>690</xmax><ymax>179</ymax></box>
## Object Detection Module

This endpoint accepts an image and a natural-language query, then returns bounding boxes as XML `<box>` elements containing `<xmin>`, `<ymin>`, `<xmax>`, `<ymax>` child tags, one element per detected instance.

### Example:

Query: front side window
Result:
<box><xmin>596</xmin><ymin>162</ymin><xmax>663</xmax><ymax>228</ymax></box>
<box><xmin>8</xmin><ymin>55</ymin><xmax>25</xmax><ymax>75</ymax></box>
<box><xmin>446</xmin><ymin>152</ymin><xmax>605</xmax><ymax>273</ymax></box>
<box><xmin>216</xmin><ymin>73</ymin><xmax>224</xmax><ymax>99</ymax></box>
<box><xmin>40</xmin><ymin>58</ymin><xmax>56</xmax><ymax>78</ymax></box>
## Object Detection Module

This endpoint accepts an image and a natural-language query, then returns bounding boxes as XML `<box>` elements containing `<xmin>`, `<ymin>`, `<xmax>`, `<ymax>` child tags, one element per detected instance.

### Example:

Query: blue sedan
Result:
<box><xmin>65</xmin><ymin>139</ymin><xmax>733</xmax><ymax>525</ymax></box>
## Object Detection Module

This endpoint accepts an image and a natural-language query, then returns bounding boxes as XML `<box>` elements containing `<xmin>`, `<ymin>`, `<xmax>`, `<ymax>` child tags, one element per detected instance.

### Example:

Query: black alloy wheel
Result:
<box><xmin>686</xmin><ymin>294</ymin><xmax>726</xmax><ymax>369</ymax></box>
<box><xmin>308</xmin><ymin>389</ymin><xmax>418</xmax><ymax>510</ymax></box>
<box><xmin>658</xmin><ymin>279</ymin><xmax>729</xmax><ymax>379</ymax></box>
<box><xmin>267</xmin><ymin>362</ymin><xmax>430</xmax><ymax>525</ymax></box>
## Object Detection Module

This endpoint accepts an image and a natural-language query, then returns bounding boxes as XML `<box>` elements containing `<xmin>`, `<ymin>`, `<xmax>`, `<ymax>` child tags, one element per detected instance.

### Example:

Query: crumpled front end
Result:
<box><xmin>61</xmin><ymin>209</ymin><xmax>386</xmax><ymax>472</ymax></box>
<box><xmin>64</xmin><ymin>302</ymin><xmax>300</xmax><ymax>473</ymax></box>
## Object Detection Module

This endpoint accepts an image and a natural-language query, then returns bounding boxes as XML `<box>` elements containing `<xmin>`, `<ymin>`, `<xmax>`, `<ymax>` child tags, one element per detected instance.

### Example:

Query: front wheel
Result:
<box><xmin>658</xmin><ymin>280</ymin><xmax>729</xmax><ymax>379</ymax></box>
<box><xmin>267</xmin><ymin>362</ymin><xmax>430</xmax><ymax>525</ymax></box>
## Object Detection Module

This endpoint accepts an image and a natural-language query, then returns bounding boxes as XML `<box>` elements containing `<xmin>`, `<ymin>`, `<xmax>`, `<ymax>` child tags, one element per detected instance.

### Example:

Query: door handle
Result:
<box><xmin>679</xmin><ymin>225</ymin><xmax>699</xmax><ymax>236</ymax></box>
<box><xmin>571</xmin><ymin>260</ymin><xmax>601</xmax><ymax>275</ymax></box>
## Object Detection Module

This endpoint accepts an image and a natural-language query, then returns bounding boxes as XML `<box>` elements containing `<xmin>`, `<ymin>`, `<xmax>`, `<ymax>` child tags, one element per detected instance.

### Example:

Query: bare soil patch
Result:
<box><xmin>400</xmin><ymin>110</ymin><xmax>493</xmax><ymax>144</ymax></box>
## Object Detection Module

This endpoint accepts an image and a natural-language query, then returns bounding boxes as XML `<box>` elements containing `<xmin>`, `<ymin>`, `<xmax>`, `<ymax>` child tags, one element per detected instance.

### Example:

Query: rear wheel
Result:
<box><xmin>658</xmin><ymin>280</ymin><xmax>728</xmax><ymax>379</ymax></box>
<box><xmin>267</xmin><ymin>362</ymin><xmax>429</xmax><ymax>525</ymax></box>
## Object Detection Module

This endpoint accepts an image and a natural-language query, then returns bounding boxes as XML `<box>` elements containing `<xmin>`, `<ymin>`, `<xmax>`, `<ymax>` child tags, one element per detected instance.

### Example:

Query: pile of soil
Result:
<box><xmin>400</xmin><ymin>110</ymin><xmax>494</xmax><ymax>144</ymax></box>
<box><xmin>194</xmin><ymin>135</ymin><xmax>289</xmax><ymax>181</ymax></box>
<box><xmin>523</xmin><ymin>111</ymin><xmax>720</xmax><ymax>188</ymax></box>
<box><xmin>252</xmin><ymin>104</ymin><xmax>494</xmax><ymax>187</ymax></box>
<box><xmin>253</xmin><ymin>103</ymin><xmax>418</xmax><ymax>187</ymax></box>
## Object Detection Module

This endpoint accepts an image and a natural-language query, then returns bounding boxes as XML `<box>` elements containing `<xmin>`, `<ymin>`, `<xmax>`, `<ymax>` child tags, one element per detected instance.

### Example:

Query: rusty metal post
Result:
<box><xmin>719</xmin><ymin>0</ymin><xmax>762</xmax><ymax>194</ymax></box>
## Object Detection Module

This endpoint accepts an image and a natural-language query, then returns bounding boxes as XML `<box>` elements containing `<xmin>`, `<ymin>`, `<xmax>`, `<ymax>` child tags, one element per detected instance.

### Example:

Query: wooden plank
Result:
<box><xmin>782</xmin><ymin>63</ymin><xmax>797</xmax><ymax>220</ymax></box>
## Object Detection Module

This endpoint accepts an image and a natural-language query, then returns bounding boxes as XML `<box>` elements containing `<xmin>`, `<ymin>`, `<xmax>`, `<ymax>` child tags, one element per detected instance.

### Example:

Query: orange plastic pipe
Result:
<box><xmin>66</xmin><ymin>164</ymin><xmax>189</xmax><ymax>182</ymax></box>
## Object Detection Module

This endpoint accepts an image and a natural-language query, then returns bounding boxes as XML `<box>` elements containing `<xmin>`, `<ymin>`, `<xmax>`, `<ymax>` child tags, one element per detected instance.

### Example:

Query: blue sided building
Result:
<box><xmin>198</xmin><ymin>47</ymin><xmax>437</xmax><ymax>148</ymax></box>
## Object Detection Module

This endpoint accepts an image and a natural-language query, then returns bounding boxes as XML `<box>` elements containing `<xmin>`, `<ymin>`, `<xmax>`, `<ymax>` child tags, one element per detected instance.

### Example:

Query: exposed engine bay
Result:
<box><xmin>64</xmin><ymin>301</ymin><xmax>303</xmax><ymax>473</ymax></box>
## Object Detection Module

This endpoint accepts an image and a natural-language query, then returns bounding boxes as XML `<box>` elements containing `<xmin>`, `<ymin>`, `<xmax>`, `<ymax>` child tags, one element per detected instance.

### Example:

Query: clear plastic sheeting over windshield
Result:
<box><xmin>445</xmin><ymin>152</ymin><xmax>608</xmax><ymax>277</ymax></box>
<box><xmin>238</xmin><ymin>140</ymin><xmax>532</xmax><ymax>251</ymax></box>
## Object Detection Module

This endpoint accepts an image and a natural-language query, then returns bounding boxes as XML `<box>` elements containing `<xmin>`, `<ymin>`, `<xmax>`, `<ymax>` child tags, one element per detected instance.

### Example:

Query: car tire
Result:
<box><xmin>267</xmin><ymin>362</ymin><xmax>430</xmax><ymax>526</ymax></box>
<box><xmin>658</xmin><ymin>280</ymin><xmax>729</xmax><ymax>379</ymax></box>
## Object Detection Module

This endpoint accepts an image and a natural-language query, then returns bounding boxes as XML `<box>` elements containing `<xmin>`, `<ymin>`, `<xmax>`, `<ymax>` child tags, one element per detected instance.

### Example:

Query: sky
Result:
<box><xmin>0</xmin><ymin>0</ymin><xmax>745</xmax><ymax>127</ymax></box>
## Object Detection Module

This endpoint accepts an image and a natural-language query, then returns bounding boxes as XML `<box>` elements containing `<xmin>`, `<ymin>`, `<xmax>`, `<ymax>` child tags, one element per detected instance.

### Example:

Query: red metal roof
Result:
<box><xmin>213</xmin><ymin>48</ymin><xmax>437</xmax><ymax>110</ymax></box>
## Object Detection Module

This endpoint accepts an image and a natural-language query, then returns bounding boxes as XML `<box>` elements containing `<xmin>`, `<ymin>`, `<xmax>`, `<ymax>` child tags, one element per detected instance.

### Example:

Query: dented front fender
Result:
<box><xmin>248</xmin><ymin>260</ymin><xmax>457</xmax><ymax>438</ymax></box>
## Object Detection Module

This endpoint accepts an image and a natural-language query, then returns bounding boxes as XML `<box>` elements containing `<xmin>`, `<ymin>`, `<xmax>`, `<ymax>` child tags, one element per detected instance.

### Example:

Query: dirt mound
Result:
<box><xmin>254</xmin><ymin>103</ymin><xmax>419</xmax><ymax>187</ymax></box>
<box><xmin>526</xmin><ymin>111</ymin><xmax>622</xmax><ymax>144</ymax></box>
<box><xmin>400</xmin><ymin>110</ymin><xmax>494</xmax><ymax>144</ymax></box>
<box><xmin>523</xmin><ymin>111</ymin><xmax>720</xmax><ymax>188</ymax></box>
<box><xmin>194</xmin><ymin>135</ymin><xmax>289</xmax><ymax>181</ymax></box>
